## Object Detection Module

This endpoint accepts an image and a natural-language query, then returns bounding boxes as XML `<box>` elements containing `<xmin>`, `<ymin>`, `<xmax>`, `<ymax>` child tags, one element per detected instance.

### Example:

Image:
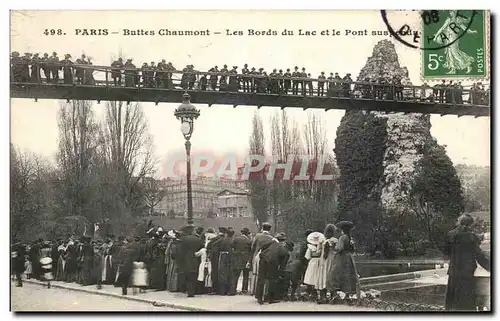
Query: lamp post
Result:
<box><xmin>174</xmin><ymin>93</ymin><xmax>200</xmax><ymax>226</ymax></box>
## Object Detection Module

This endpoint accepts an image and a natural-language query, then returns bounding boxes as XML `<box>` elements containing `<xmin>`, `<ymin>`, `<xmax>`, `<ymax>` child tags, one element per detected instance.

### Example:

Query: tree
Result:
<box><xmin>141</xmin><ymin>177</ymin><xmax>167</xmax><ymax>216</ymax></box>
<box><xmin>406</xmin><ymin>139</ymin><xmax>465</xmax><ymax>250</ymax></box>
<box><xmin>56</xmin><ymin>100</ymin><xmax>102</xmax><ymax>223</ymax></box>
<box><xmin>334</xmin><ymin>111</ymin><xmax>388</xmax><ymax>248</ymax></box>
<box><xmin>11</xmin><ymin>145</ymin><xmax>55</xmax><ymax>240</ymax></box>
<box><xmin>247</xmin><ymin>111</ymin><xmax>269</xmax><ymax>227</ymax></box>
<box><xmin>101</xmin><ymin>101</ymin><xmax>156</xmax><ymax>218</ymax></box>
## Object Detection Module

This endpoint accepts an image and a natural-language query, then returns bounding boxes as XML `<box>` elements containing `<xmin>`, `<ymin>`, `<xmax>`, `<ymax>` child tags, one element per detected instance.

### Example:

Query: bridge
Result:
<box><xmin>10</xmin><ymin>63</ymin><xmax>490</xmax><ymax>117</ymax></box>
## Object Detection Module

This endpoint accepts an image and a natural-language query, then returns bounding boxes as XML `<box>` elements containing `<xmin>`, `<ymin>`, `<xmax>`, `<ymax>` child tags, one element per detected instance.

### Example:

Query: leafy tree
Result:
<box><xmin>334</xmin><ymin>111</ymin><xmax>387</xmax><ymax>247</ymax></box>
<box><xmin>406</xmin><ymin>139</ymin><xmax>465</xmax><ymax>250</ymax></box>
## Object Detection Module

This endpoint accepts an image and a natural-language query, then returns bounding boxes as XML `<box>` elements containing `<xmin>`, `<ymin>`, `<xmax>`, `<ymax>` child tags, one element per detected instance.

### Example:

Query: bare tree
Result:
<box><xmin>247</xmin><ymin>111</ymin><xmax>269</xmax><ymax>227</ymax></box>
<box><xmin>56</xmin><ymin>100</ymin><xmax>102</xmax><ymax>223</ymax></box>
<box><xmin>101</xmin><ymin>101</ymin><xmax>157</xmax><ymax>217</ymax></box>
<box><xmin>11</xmin><ymin>144</ymin><xmax>55</xmax><ymax>240</ymax></box>
<box><xmin>142</xmin><ymin>177</ymin><xmax>167</xmax><ymax>216</ymax></box>
<box><xmin>269</xmin><ymin>110</ymin><xmax>302</xmax><ymax>231</ymax></box>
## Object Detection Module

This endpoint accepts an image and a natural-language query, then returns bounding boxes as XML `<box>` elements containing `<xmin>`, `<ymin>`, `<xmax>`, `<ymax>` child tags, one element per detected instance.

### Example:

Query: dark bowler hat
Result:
<box><xmin>241</xmin><ymin>227</ymin><xmax>250</xmax><ymax>235</ymax></box>
<box><xmin>181</xmin><ymin>225</ymin><xmax>195</xmax><ymax>233</ymax></box>
<box><xmin>335</xmin><ymin>221</ymin><xmax>354</xmax><ymax>230</ymax></box>
<box><xmin>207</xmin><ymin>228</ymin><xmax>215</xmax><ymax>234</ymax></box>
<box><xmin>134</xmin><ymin>236</ymin><xmax>141</xmax><ymax>242</ymax></box>
<box><xmin>218</xmin><ymin>227</ymin><xmax>228</xmax><ymax>234</ymax></box>
<box><xmin>262</xmin><ymin>222</ymin><xmax>272</xmax><ymax>230</ymax></box>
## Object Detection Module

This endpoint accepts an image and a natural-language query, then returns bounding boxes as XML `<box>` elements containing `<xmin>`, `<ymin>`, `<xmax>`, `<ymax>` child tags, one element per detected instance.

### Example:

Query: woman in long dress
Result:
<box><xmin>303</xmin><ymin>232</ymin><xmax>325</xmax><ymax>302</ymax></box>
<box><xmin>327</xmin><ymin>221</ymin><xmax>360</xmax><ymax>297</ymax></box>
<box><xmin>164</xmin><ymin>230</ymin><xmax>181</xmax><ymax>292</ymax></box>
<box><xmin>317</xmin><ymin>224</ymin><xmax>338</xmax><ymax>304</ymax></box>
<box><xmin>433</xmin><ymin>10</ymin><xmax>478</xmax><ymax>74</ymax></box>
<box><xmin>443</xmin><ymin>214</ymin><xmax>490</xmax><ymax>311</ymax></box>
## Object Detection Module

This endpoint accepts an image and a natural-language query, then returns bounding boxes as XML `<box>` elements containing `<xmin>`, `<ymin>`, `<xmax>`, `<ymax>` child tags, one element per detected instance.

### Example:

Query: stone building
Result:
<box><xmin>158</xmin><ymin>176</ymin><xmax>247</xmax><ymax>218</ymax></box>
<box><xmin>216</xmin><ymin>188</ymin><xmax>252</xmax><ymax>218</ymax></box>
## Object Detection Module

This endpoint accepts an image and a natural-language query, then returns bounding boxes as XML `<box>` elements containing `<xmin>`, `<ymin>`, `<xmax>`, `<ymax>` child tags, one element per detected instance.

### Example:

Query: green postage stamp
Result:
<box><xmin>421</xmin><ymin>10</ymin><xmax>489</xmax><ymax>80</ymax></box>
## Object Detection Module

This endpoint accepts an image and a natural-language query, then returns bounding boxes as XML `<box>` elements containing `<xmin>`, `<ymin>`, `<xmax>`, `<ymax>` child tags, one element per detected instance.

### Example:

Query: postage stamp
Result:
<box><xmin>421</xmin><ymin>10</ymin><xmax>489</xmax><ymax>80</ymax></box>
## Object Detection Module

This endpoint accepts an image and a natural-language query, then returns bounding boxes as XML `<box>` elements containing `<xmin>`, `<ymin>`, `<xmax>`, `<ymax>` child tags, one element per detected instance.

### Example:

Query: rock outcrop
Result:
<box><xmin>335</xmin><ymin>40</ymin><xmax>434</xmax><ymax>215</ymax></box>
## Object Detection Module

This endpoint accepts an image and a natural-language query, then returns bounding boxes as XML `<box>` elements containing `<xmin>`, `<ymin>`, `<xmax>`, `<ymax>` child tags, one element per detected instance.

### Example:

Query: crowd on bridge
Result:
<box><xmin>10</xmin><ymin>51</ymin><xmax>490</xmax><ymax>106</ymax></box>
<box><xmin>12</xmin><ymin>221</ymin><xmax>361</xmax><ymax>305</ymax></box>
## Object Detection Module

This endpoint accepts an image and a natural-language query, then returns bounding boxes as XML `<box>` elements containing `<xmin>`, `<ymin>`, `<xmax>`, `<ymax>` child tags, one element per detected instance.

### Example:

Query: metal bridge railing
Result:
<box><xmin>10</xmin><ymin>61</ymin><xmax>491</xmax><ymax>107</ymax></box>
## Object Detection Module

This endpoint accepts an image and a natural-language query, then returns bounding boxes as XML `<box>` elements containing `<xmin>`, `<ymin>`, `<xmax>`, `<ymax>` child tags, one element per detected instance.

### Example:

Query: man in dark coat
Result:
<box><xmin>255</xmin><ymin>238</ymin><xmax>290</xmax><ymax>304</ymax></box>
<box><xmin>29</xmin><ymin>240</ymin><xmax>41</xmax><ymax>280</ymax></box>
<box><xmin>206</xmin><ymin>227</ymin><xmax>226</xmax><ymax>294</ymax></box>
<box><xmin>231</xmin><ymin>227</ymin><xmax>252</xmax><ymax>294</ymax></box>
<box><xmin>217</xmin><ymin>228</ymin><xmax>235</xmax><ymax>295</ymax></box>
<box><xmin>444</xmin><ymin>214</ymin><xmax>490</xmax><ymax>311</ymax></box>
<box><xmin>115</xmin><ymin>236</ymin><xmax>141</xmax><ymax>295</ymax></box>
<box><xmin>111</xmin><ymin>57</ymin><xmax>123</xmax><ymax>86</ymax></box>
<box><xmin>11</xmin><ymin>241</ymin><xmax>26</xmax><ymax>287</ymax></box>
<box><xmin>48</xmin><ymin>52</ymin><xmax>60</xmax><ymax>83</ymax></box>
<box><xmin>178</xmin><ymin>226</ymin><xmax>204</xmax><ymax>297</ymax></box>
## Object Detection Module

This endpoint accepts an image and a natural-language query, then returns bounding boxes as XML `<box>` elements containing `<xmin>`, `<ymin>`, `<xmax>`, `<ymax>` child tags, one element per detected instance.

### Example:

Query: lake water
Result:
<box><xmin>357</xmin><ymin>263</ymin><xmax>437</xmax><ymax>278</ymax></box>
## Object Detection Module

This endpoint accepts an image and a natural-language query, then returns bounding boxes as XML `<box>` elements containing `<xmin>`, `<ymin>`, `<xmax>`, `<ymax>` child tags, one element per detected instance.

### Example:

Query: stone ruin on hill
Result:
<box><xmin>334</xmin><ymin>39</ymin><xmax>452</xmax><ymax>221</ymax></box>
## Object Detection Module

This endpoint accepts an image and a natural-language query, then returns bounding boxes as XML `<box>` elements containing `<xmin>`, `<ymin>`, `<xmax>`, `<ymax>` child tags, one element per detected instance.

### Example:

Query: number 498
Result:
<box><xmin>43</xmin><ymin>29</ymin><xmax>63</xmax><ymax>36</ymax></box>
<box><xmin>428</xmin><ymin>53</ymin><xmax>443</xmax><ymax>71</ymax></box>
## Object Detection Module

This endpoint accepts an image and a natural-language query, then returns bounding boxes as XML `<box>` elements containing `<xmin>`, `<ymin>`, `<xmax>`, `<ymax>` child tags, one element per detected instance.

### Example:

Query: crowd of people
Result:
<box><xmin>10</xmin><ymin>51</ymin><xmax>489</xmax><ymax>106</ymax></box>
<box><xmin>11</xmin><ymin>221</ymin><xmax>360</xmax><ymax>305</ymax></box>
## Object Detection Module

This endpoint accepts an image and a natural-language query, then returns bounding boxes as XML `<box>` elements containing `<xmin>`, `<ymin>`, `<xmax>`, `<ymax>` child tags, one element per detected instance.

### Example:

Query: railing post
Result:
<box><xmin>105</xmin><ymin>69</ymin><xmax>108</xmax><ymax>87</ymax></box>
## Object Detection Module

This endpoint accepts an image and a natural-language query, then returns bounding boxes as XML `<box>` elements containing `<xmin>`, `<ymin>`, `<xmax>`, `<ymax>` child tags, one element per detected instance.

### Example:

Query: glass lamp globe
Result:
<box><xmin>181</xmin><ymin>121</ymin><xmax>191</xmax><ymax>135</ymax></box>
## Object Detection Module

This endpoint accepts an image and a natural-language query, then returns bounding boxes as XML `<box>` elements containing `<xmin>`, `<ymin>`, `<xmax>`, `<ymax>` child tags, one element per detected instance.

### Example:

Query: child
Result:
<box><xmin>24</xmin><ymin>256</ymin><xmax>32</xmax><ymax>279</ymax></box>
<box><xmin>131</xmin><ymin>262</ymin><xmax>148</xmax><ymax>295</ymax></box>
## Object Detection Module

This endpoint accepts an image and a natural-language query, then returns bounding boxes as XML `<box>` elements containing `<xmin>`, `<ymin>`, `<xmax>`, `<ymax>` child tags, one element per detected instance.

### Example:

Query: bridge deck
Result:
<box><xmin>10</xmin><ymin>82</ymin><xmax>489</xmax><ymax>117</ymax></box>
<box><xmin>9</xmin><ymin>63</ymin><xmax>490</xmax><ymax>117</ymax></box>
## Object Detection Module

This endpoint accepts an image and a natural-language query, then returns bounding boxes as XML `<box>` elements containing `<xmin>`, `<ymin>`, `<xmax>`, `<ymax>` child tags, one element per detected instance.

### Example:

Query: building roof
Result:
<box><xmin>217</xmin><ymin>188</ymin><xmax>250</xmax><ymax>196</ymax></box>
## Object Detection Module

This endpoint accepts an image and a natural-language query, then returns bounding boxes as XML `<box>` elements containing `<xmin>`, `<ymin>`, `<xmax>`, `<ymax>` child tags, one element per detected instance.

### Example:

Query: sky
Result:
<box><xmin>10</xmin><ymin>10</ymin><xmax>491</xmax><ymax>177</ymax></box>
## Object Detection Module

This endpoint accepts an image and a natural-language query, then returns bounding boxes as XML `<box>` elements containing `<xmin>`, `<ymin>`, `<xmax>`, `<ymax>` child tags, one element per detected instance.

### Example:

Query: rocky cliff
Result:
<box><xmin>335</xmin><ymin>40</ymin><xmax>437</xmax><ymax>217</ymax></box>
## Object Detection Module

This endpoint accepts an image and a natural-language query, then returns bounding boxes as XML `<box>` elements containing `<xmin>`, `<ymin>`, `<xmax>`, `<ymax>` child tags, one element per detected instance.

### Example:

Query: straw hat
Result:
<box><xmin>307</xmin><ymin>232</ymin><xmax>325</xmax><ymax>245</ymax></box>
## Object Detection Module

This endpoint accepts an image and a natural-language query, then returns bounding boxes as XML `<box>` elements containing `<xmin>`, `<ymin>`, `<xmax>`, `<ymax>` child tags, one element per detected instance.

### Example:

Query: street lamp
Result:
<box><xmin>174</xmin><ymin>92</ymin><xmax>200</xmax><ymax>226</ymax></box>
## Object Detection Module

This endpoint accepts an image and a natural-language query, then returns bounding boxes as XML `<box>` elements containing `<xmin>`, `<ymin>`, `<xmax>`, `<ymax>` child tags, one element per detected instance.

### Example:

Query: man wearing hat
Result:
<box><xmin>61</xmin><ymin>54</ymin><xmax>74</xmax><ymax>85</ymax></box>
<box><xmin>208</xmin><ymin>65</ymin><xmax>219</xmax><ymax>91</ymax></box>
<box><xmin>291</xmin><ymin>66</ymin><xmax>300</xmax><ymax>95</ymax></box>
<box><xmin>124</xmin><ymin>58</ymin><xmax>137</xmax><ymax>87</ymax></box>
<box><xmin>19</xmin><ymin>52</ymin><xmax>32</xmax><ymax>83</ymax></box>
<box><xmin>250</xmin><ymin>222</ymin><xmax>274</xmax><ymax>295</ymax></box>
<box><xmin>49</xmin><ymin>52</ymin><xmax>60</xmax><ymax>83</ymax></box>
<box><xmin>10</xmin><ymin>51</ymin><xmax>21</xmax><ymax>82</ymax></box>
<box><xmin>342</xmin><ymin>73</ymin><xmax>353</xmax><ymax>97</ymax></box>
<box><xmin>241</xmin><ymin>64</ymin><xmax>250</xmax><ymax>92</ymax></box>
<box><xmin>255</xmin><ymin>236</ymin><xmax>290</xmax><ymax>304</ymax></box>
<box><xmin>111</xmin><ymin>57</ymin><xmax>124</xmax><ymax>86</ymax></box>
<box><xmin>178</xmin><ymin>225</ymin><xmax>204</xmax><ymax>297</ymax></box>
<box><xmin>30</xmin><ymin>53</ymin><xmax>42</xmax><ymax>83</ymax></box>
<box><xmin>269</xmin><ymin>69</ymin><xmax>279</xmax><ymax>94</ymax></box>
<box><xmin>283</xmin><ymin>68</ymin><xmax>292</xmax><ymax>94</ymax></box>
<box><xmin>75</xmin><ymin>54</ymin><xmax>87</xmax><ymax>84</ymax></box>
<box><xmin>230</xmin><ymin>227</ymin><xmax>252</xmax><ymax>294</ymax></box>
<box><xmin>11</xmin><ymin>241</ymin><xmax>26</xmax><ymax>287</ymax></box>
<box><xmin>249</xmin><ymin>67</ymin><xmax>257</xmax><ymax>92</ymax></box>
<box><xmin>317</xmin><ymin>72</ymin><xmax>326</xmax><ymax>96</ymax></box>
